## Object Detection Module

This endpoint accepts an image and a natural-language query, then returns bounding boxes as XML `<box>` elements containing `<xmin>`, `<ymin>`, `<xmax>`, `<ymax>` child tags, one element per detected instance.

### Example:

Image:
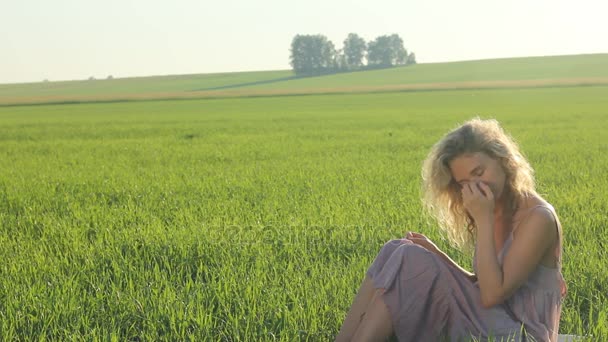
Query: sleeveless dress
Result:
<box><xmin>365</xmin><ymin>204</ymin><xmax>567</xmax><ymax>341</ymax></box>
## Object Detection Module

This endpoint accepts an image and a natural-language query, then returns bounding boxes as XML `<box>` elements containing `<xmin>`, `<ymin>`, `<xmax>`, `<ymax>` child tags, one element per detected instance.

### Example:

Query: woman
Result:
<box><xmin>336</xmin><ymin>118</ymin><xmax>567</xmax><ymax>342</ymax></box>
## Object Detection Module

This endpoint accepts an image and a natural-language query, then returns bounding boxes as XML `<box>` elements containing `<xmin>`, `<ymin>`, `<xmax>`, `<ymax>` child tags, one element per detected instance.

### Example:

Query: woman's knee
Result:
<box><xmin>393</xmin><ymin>243</ymin><xmax>441</xmax><ymax>274</ymax></box>
<box><xmin>379</xmin><ymin>238</ymin><xmax>412</xmax><ymax>253</ymax></box>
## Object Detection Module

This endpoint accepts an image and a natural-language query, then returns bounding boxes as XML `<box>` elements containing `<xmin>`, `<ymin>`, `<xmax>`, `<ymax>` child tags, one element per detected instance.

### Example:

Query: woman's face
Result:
<box><xmin>448</xmin><ymin>152</ymin><xmax>507</xmax><ymax>202</ymax></box>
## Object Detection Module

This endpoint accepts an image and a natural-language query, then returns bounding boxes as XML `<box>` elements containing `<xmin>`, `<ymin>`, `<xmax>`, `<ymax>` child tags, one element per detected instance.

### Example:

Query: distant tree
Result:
<box><xmin>367</xmin><ymin>34</ymin><xmax>407</xmax><ymax>68</ymax></box>
<box><xmin>333</xmin><ymin>48</ymin><xmax>348</xmax><ymax>72</ymax></box>
<box><xmin>107</xmin><ymin>75</ymin><xmax>114</xmax><ymax>80</ymax></box>
<box><xmin>407</xmin><ymin>52</ymin><xmax>417</xmax><ymax>65</ymax></box>
<box><xmin>290</xmin><ymin>34</ymin><xmax>337</xmax><ymax>75</ymax></box>
<box><xmin>88</xmin><ymin>76</ymin><xmax>96</xmax><ymax>81</ymax></box>
<box><xmin>342</xmin><ymin>33</ymin><xmax>367</xmax><ymax>70</ymax></box>
<box><xmin>289</xmin><ymin>33</ymin><xmax>413</xmax><ymax>74</ymax></box>
<box><xmin>43</xmin><ymin>79</ymin><xmax>49</xmax><ymax>83</ymax></box>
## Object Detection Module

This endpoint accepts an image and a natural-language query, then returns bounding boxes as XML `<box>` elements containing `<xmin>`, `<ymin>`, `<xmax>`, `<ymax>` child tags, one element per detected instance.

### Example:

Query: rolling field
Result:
<box><xmin>0</xmin><ymin>56</ymin><xmax>607</xmax><ymax>340</ymax></box>
<box><xmin>1</xmin><ymin>54</ymin><xmax>607</xmax><ymax>106</ymax></box>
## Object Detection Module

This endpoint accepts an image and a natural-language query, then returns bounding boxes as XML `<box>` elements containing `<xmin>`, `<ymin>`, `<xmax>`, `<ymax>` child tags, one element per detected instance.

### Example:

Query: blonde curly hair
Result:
<box><xmin>421</xmin><ymin>118</ymin><xmax>537</xmax><ymax>250</ymax></box>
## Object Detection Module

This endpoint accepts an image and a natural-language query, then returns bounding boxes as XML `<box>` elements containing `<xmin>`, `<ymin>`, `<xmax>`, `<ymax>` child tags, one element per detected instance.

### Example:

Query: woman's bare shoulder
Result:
<box><xmin>515</xmin><ymin>194</ymin><xmax>555</xmax><ymax>216</ymax></box>
<box><xmin>512</xmin><ymin>194</ymin><xmax>559</xmax><ymax>238</ymax></box>
<box><xmin>512</xmin><ymin>194</ymin><xmax>559</xmax><ymax>251</ymax></box>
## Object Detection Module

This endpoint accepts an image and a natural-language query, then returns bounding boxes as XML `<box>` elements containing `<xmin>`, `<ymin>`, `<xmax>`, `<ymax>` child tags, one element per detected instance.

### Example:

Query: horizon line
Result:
<box><xmin>1</xmin><ymin>52</ymin><xmax>606</xmax><ymax>87</ymax></box>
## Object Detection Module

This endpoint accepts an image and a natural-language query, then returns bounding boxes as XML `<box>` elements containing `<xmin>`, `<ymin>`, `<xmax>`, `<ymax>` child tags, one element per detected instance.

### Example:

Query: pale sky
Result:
<box><xmin>1</xmin><ymin>0</ymin><xmax>606</xmax><ymax>84</ymax></box>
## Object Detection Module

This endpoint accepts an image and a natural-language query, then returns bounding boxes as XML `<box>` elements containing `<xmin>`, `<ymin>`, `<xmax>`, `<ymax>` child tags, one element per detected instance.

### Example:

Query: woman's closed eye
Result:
<box><xmin>455</xmin><ymin>169</ymin><xmax>485</xmax><ymax>189</ymax></box>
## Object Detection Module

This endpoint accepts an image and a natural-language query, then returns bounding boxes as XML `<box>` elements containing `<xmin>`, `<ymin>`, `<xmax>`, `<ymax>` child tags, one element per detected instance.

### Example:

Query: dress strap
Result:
<box><xmin>542</xmin><ymin>205</ymin><xmax>568</xmax><ymax>298</ymax></box>
<box><xmin>535</xmin><ymin>204</ymin><xmax>562</xmax><ymax>265</ymax></box>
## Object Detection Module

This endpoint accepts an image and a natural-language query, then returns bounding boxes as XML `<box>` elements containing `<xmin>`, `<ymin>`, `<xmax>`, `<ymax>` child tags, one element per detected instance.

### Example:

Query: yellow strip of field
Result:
<box><xmin>2</xmin><ymin>77</ymin><xmax>607</xmax><ymax>106</ymax></box>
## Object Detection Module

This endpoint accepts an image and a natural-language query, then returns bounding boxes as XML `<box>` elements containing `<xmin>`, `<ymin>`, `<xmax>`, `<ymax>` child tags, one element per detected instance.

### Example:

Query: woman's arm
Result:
<box><xmin>464</xmin><ymin>182</ymin><xmax>556</xmax><ymax>308</ymax></box>
<box><xmin>475</xmin><ymin>210</ymin><xmax>555</xmax><ymax>308</ymax></box>
<box><xmin>435</xmin><ymin>248</ymin><xmax>478</xmax><ymax>282</ymax></box>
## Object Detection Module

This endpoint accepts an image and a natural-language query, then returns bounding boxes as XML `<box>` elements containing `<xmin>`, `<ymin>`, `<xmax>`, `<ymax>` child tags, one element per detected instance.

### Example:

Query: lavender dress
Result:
<box><xmin>365</xmin><ymin>204</ymin><xmax>567</xmax><ymax>341</ymax></box>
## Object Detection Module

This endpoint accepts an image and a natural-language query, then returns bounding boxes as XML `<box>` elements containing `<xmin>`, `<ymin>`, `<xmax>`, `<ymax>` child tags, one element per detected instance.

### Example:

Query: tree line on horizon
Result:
<box><xmin>289</xmin><ymin>33</ymin><xmax>416</xmax><ymax>76</ymax></box>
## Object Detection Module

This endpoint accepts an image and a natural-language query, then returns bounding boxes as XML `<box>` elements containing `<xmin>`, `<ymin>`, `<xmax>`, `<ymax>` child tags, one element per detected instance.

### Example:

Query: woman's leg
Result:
<box><xmin>335</xmin><ymin>275</ymin><xmax>377</xmax><ymax>341</ymax></box>
<box><xmin>336</xmin><ymin>239</ymin><xmax>403</xmax><ymax>341</ymax></box>
<box><xmin>351</xmin><ymin>288</ymin><xmax>394</xmax><ymax>342</ymax></box>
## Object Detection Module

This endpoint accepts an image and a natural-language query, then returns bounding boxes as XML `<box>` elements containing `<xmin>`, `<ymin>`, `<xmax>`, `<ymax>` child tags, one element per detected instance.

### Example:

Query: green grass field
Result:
<box><xmin>0</xmin><ymin>55</ymin><xmax>607</xmax><ymax>340</ymax></box>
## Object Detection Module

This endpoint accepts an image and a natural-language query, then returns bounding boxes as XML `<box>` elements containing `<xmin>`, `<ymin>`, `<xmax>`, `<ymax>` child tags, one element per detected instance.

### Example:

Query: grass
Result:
<box><xmin>0</xmin><ymin>84</ymin><xmax>607</xmax><ymax>340</ymax></box>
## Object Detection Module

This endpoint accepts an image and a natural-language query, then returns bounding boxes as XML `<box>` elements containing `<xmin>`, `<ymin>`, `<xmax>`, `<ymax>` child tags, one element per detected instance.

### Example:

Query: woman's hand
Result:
<box><xmin>405</xmin><ymin>232</ymin><xmax>440</xmax><ymax>254</ymax></box>
<box><xmin>461</xmin><ymin>181</ymin><xmax>495</xmax><ymax>226</ymax></box>
<box><xmin>406</xmin><ymin>231</ymin><xmax>478</xmax><ymax>282</ymax></box>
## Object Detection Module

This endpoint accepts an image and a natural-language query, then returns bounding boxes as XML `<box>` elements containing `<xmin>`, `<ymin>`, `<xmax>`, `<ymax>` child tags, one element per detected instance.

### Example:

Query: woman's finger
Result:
<box><xmin>470</xmin><ymin>182</ymin><xmax>481</xmax><ymax>196</ymax></box>
<box><xmin>478</xmin><ymin>182</ymin><xmax>494</xmax><ymax>200</ymax></box>
<box><xmin>462</xmin><ymin>182</ymin><xmax>473</xmax><ymax>196</ymax></box>
<box><xmin>409</xmin><ymin>237</ymin><xmax>425</xmax><ymax>245</ymax></box>
<box><xmin>461</xmin><ymin>184</ymin><xmax>472</xmax><ymax>203</ymax></box>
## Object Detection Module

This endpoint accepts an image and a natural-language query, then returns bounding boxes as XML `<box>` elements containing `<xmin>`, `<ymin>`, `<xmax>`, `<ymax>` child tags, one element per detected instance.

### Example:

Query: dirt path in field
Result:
<box><xmin>2</xmin><ymin>77</ymin><xmax>608</xmax><ymax>106</ymax></box>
